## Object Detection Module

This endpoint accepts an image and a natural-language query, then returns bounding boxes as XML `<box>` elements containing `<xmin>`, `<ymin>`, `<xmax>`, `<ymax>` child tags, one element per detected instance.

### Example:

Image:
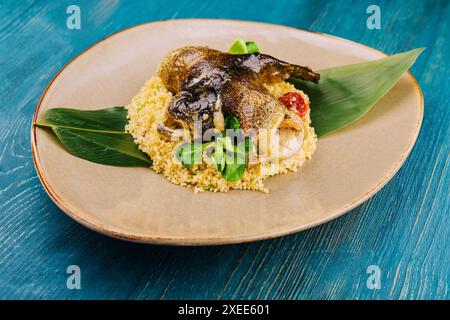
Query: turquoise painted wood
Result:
<box><xmin>0</xmin><ymin>0</ymin><xmax>448</xmax><ymax>300</ymax></box>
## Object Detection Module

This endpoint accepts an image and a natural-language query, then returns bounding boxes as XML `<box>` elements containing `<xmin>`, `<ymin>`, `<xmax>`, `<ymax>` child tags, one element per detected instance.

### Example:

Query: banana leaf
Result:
<box><xmin>35</xmin><ymin>107</ymin><xmax>151</xmax><ymax>167</ymax></box>
<box><xmin>289</xmin><ymin>48</ymin><xmax>424</xmax><ymax>137</ymax></box>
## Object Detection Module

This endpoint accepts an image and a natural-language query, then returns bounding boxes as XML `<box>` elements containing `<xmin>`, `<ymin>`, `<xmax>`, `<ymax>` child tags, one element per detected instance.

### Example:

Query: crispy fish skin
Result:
<box><xmin>158</xmin><ymin>46</ymin><xmax>221</xmax><ymax>93</ymax></box>
<box><xmin>220</xmin><ymin>79</ymin><xmax>285</xmax><ymax>132</ymax></box>
<box><xmin>157</xmin><ymin>46</ymin><xmax>319</xmax><ymax>132</ymax></box>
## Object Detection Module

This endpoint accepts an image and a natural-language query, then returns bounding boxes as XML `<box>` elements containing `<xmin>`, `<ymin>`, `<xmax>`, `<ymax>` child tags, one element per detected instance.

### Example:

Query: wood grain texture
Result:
<box><xmin>0</xmin><ymin>0</ymin><xmax>448</xmax><ymax>299</ymax></box>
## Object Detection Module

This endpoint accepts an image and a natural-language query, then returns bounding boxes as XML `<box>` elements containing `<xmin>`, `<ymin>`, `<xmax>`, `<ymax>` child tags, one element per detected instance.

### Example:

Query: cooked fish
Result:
<box><xmin>157</xmin><ymin>46</ymin><xmax>319</xmax><ymax>159</ymax></box>
<box><xmin>158</xmin><ymin>46</ymin><xmax>319</xmax><ymax>92</ymax></box>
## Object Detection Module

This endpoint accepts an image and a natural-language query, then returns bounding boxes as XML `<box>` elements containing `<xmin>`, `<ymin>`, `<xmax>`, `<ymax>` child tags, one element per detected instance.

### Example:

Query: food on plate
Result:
<box><xmin>34</xmin><ymin>32</ymin><xmax>423</xmax><ymax>195</ymax></box>
<box><xmin>126</xmin><ymin>44</ymin><xmax>320</xmax><ymax>193</ymax></box>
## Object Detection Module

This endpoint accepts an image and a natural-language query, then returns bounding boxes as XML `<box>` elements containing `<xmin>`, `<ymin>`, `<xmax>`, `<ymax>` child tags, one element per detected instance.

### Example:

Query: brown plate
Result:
<box><xmin>31</xmin><ymin>19</ymin><xmax>423</xmax><ymax>245</ymax></box>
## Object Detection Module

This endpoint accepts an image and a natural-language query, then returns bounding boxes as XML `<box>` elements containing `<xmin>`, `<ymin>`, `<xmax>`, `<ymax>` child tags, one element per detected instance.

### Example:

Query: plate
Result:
<box><xmin>31</xmin><ymin>19</ymin><xmax>423</xmax><ymax>245</ymax></box>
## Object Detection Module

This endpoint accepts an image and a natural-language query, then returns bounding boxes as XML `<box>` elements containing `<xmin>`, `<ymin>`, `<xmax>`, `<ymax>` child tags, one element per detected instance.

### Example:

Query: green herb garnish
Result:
<box><xmin>176</xmin><ymin>143</ymin><xmax>203</xmax><ymax>168</ymax></box>
<box><xmin>228</xmin><ymin>39</ymin><xmax>261</xmax><ymax>54</ymax></box>
<box><xmin>244</xmin><ymin>41</ymin><xmax>260</xmax><ymax>54</ymax></box>
<box><xmin>224</xmin><ymin>116</ymin><xmax>241</xmax><ymax>130</ymax></box>
<box><xmin>175</xmin><ymin>116</ymin><xmax>253</xmax><ymax>181</ymax></box>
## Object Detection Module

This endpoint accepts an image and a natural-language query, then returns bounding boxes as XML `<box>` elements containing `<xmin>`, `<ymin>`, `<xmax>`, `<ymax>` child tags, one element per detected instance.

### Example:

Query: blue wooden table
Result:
<box><xmin>0</xmin><ymin>0</ymin><xmax>448</xmax><ymax>300</ymax></box>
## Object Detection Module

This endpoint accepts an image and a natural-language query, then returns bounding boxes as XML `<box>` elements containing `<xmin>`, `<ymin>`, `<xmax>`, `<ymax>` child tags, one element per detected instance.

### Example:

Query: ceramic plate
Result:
<box><xmin>31</xmin><ymin>19</ymin><xmax>423</xmax><ymax>245</ymax></box>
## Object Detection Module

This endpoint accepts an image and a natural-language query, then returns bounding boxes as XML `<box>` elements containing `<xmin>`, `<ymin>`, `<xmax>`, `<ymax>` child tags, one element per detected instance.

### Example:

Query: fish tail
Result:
<box><xmin>289</xmin><ymin>65</ymin><xmax>320</xmax><ymax>83</ymax></box>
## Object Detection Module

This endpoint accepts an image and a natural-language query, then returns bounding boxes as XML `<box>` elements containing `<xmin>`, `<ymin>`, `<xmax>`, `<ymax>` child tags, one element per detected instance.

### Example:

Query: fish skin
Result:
<box><xmin>220</xmin><ymin>79</ymin><xmax>285</xmax><ymax>132</ymax></box>
<box><xmin>157</xmin><ymin>46</ymin><xmax>319</xmax><ymax>132</ymax></box>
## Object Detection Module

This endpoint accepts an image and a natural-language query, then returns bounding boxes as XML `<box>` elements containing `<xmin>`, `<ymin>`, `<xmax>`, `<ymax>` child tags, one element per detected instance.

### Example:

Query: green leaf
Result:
<box><xmin>210</xmin><ymin>138</ymin><xmax>225</xmax><ymax>172</ymax></box>
<box><xmin>222</xmin><ymin>163</ymin><xmax>246</xmax><ymax>182</ymax></box>
<box><xmin>245</xmin><ymin>41</ymin><xmax>260</xmax><ymax>53</ymax></box>
<box><xmin>221</xmin><ymin>143</ymin><xmax>248</xmax><ymax>181</ymax></box>
<box><xmin>244</xmin><ymin>138</ymin><xmax>255</xmax><ymax>153</ymax></box>
<box><xmin>224</xmin><ymin>116</ymin><xmax>241</xmax><ymax>130</ymax></box>
<box><xmin>52</xmin><ymin>127</ymin><xmax>151</xmax><ymax>167</ymax></box>
<box><xmin>37</xmin><ymin>107</ymin><xmax>128</xmax><ymax>132</ymax></box>
<box><xmin>212</xmin><ymin>151</ymin><xmax>226</xmax><ymax>172</ymax></box>
<box><xmin>221</xmin><ymin>151</ymin><xmax>247</xmax><ymax>182</ymax></box>
<box><xmin>289</xmin><ymin>48</ymin><xmax>424</xmax><ymax>137</ymax></box>
<box><xmin>222</xmin><ymin>136</ymin><xmax>235</xmax><ymax>152</ymax></box>
<box><xmin>35</xmin><ymin>107</ymin><xmax>152</xmax><ymax>167</ymax></box>
<box><xmin>228</xmin><ymin>39</ymin><xmax>261</xmax><ymax>54</ymax></box>
<box><xmin>228</xmin><ymin>39</ymin><xmax>248</xmax><ymax>54</ymax></box>
<box><xmin>176</xmin><ymin>143</ymin><xmax>203</xmax><ymax>168</ymax></box>
<box><xmin>213</xmin><ymin>114</ymin><xmax>252</xmax><ymax>181</ymax></box>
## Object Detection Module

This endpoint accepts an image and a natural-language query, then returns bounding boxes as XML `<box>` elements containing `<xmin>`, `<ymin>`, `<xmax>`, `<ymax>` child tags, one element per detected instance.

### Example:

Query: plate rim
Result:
<box><xmin>30</xmin><ymin>18</ymin><xmax>424</xmax><ymax>245</ymax></box>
